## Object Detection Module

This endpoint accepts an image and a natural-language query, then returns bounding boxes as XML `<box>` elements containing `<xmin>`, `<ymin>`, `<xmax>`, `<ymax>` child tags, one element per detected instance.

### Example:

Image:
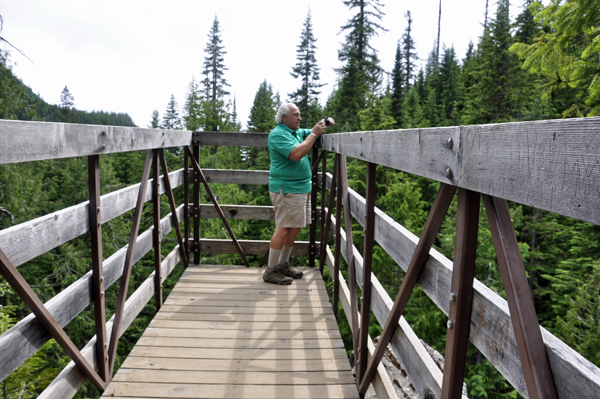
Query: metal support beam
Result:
<box><xmin>357</xmin><ymin>162</ymin><xmax>376</xmax><ymax>386</ymax></box>
<box><xmin>309</xmin><ymin>147</ymin><xmax>319</xmax><ymax>267</ymax></box>
<box><xmin>0</xmin><ymin>247</ymin><xmax>106</xmax><ymax>392</ymax></box>
<box><xmin>320</xmin><ymin>154</ymin><xmax>338</xmax><ymax>275</ymax></box>
<box><xmin>108</xmin><ymin>149</ymin><xmax>153</xmax><ymax>375</ymax></box>
<box><xmin>87</xmin><ymin>154</ymin><xmax>108</xmax><ymax>384</ymax></box>
<box><xmin>339</xmin><ymin>155</ymin><xmax>360</xmax><ymax>358</ymax></box>
<box><xmin>483</xmin><ymin>195</ymin><xmax>558</xmax><ymax>399</ymax></box>
<box><xmin>319</xmin><ymin>151</ymin><xmax>328</xmax><ymax>275</ymax></box>
<box><xmin>332</xmin><ymin>154</ymin><xmax>342</xmax><ymax>320</ymax></box>
<box><xmin>152</xmin><ymin>151</ymin><xmax>162</xmax><ymax>310</ymax></box>
<box><xmin>158</xmin><ymin>149</ymin><xmax>188</xmax><ymax>267</ymax></box>
<box><xmin>183</xmin><ymin>146</ymin><xmax>190</xmax><ymax>264</ymax></box>
<box><xmin>359</xmin><ymin>183</ymin><xmax>457</xmax><ymax>396</ymax></box>
<box><xmin>186</xmin><ymin>147</ymin><xmax>250</xmax><ymax>267</ymax></box>
<box><xmin>441</xmin><ymin>189</ymin><xmax>480</xmax><ymax>399</ymax></box>
<box><xmin>193</xmin><ymin>145</ymin><xmax>200</xmax><ymax>264</ymax></box>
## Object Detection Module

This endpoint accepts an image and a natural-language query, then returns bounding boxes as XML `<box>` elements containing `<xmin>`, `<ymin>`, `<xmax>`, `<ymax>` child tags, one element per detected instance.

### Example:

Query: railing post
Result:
<box><xmin>332</xmin><ymin>154</ymin><xmax>342</xmax><ymax>320</ymax></box>
<box><xmin>357</xmin><ymin>162</ymin><xmax>376</xmax><ymax>386</ymax></box>
<box><xmin>184</xmin><ymin>146</ymin><xmax>190</xmax><ymax>264</ymax></box>
<box><xmin>483</xmin><ymin>195</ymin><xmax>559</xmax><ymax>399</ymax></box>
<box><xmin>193</xmin><ymin>144</ymin><xmax>201</xmax><ymax>264</ymax></box>
<box><xmin>87</xmin><ymin>154</ymin><xmax>108</xmax><ymax>384</ymax></box>
<box><xmin>309</xmin><ymin>146</ymin><xmax>319</xmax><ymax>267</ymax></box>
<box><xmin>441</xmin><ymin>188</ymin><xmax>480</xmax><ymax>399</ymax></box>
<box><xmin>152</xmin><ymin>151</ymin><xmax>162</xmax><ymax>310</ymax></box>
<box><xmin>319</xmin><ymin>150</ymin><xmax>328</xmax><ymax>275</ymax></box>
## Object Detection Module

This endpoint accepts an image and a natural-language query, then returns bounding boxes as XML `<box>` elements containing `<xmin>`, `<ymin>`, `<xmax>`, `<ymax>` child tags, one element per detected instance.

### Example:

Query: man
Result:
<box><xmin>263</xmin><ymin>103</ymin><xmax>335</xmax><ymax>285</ymax></box>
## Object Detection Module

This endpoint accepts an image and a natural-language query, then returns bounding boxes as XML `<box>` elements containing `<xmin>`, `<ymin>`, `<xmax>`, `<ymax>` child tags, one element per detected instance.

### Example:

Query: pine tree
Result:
<box><xmin>161</xmin><ymin>94</ymin><xmax>182</xmax><ymax>130</ymax></box>
<box><xmin>289</xmin><ymin>9</ymin><xmax>325</xmax><ymax>128</ymax></box>
<box><xmin>462</xmin><ymin>0</ymin><xmax>523</xmax><ymax>124</ymax></box>
<box><xmin>148</xmin><ymin>110</ymin><xmax>160</xmax><ymax>128</ymax></box>
<box><xmin>59</xmin><ymin>85</ymin><xmax>77</xmax><ymax>123</ymax></box>
<box><xmin>328</xmin><ymin>0</ymin><xmax>387</xmax><ymax>131</ymax></box>
<box><xmin>248</xmin><ymin>80</ymin><xmax>278</xmax><ymax>133</ymax></box>
<box><xmin>390</xmin><ymin>42</ymin><xmax>405</xmax><ymax>128</ymax></box>
<box><xmin>402</xmin><ymin>11</ymin><xmax>418</xmax><ymax>92</ymax></box>
<box><xmin>201</xmin><ymin>16</ymin><xmax>232</xmax><ymax>132</ymax></box>
<box><xmin>183</xmin><ymin>76</ymin><xmax>204</xmax><ymax>131</ymax></box>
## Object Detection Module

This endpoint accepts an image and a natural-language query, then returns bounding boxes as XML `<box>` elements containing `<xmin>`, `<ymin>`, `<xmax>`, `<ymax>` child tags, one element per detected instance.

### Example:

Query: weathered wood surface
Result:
<box><xmin>325</xmin><ymin>173</ymin><xmax>600</xmax><ymax>398</ymax></box>
<box><xmin>201</xmin><ymin>169</ymin><xmax>269</xmax><ymax>185</ymax></box>
<box><xmin>0</xmin><ymin>206</ymin><xmax>184</xmax><ymax>383</ymax></box>
<box><xmin>101</xmin><ymin>265</ymin><xmax>359</xmax><ymax>399</ymax></box>
<box><xmin>38</xmin><ymin>245</ymin><xmax>183</xmax><ymax>399</ymax></box>
<box><xmin>327</xmin><ymin>216</ymin><xmax>446</xmax><ymax>399</ymax></box>
<box><xmin>200</xmin><ymin>204</ymin><xmax>274</xmax><ymax>220</ymax></box>
<box><xmin>324</xmin><ymin>246</ymin><xmax>398</xmax><ymax>399</ymax></box>
<box><xmin>192</xmin><ymin>131</ymin><xmax>268</xmax><ymax>147</ymax></box>
<box><xmin>322</xmin><ymin>116</ymin><xmax>600</xmax><ymax>225</ymax></box>
<box><xmin>0</xmin><ymin>169</ymin><xmax>184</xmax><ymax>268</ymax></box>
<box><xmin>0</xmin><ymin>120</ymin><xmax>193</xmax><ymax>164</ymax></box>
<box><xmin>199</xmin><ymin>239</ymin><xmax>317</xmax><ymax>255</ymax></box>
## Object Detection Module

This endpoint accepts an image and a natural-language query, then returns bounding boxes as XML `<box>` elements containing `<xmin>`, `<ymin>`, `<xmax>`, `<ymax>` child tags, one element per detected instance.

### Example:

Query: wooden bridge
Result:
<box><xmin>1</xmin><ymin>117</ymin><xmax>600</xmax><ymax>399</ymax></box>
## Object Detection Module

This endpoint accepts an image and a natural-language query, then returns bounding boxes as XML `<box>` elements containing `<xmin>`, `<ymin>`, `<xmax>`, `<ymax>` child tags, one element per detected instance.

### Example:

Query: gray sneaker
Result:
<box><xmin>277</xmin><ymin>263</ymin><xmax>303</xmax><ymax>279</ymax></box>
<box><xmin>263</xmin><ymin>267</ymin><xmax>293</xmax><ymax>285</ymax></box>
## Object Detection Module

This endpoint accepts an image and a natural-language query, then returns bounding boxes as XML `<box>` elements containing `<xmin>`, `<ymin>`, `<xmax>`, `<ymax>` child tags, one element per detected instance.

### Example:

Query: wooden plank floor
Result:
<box><xmin>103</xmin><ymin>265</ymin><xmax>359</xmax><ymax>399</ymax></box>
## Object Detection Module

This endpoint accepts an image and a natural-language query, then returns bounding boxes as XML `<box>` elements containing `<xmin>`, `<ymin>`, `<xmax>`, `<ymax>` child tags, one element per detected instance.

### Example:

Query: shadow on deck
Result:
<box><xmin>102</xmin><ymin>265</ymin><xmax>359</xmax><ymax>399</ymax></box>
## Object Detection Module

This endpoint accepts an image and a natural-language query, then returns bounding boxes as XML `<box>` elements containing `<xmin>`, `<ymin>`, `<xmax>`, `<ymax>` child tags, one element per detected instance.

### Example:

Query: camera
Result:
<box><xmin>324</xmin><ymin>116</ymin><xmax>330</xmax><ymax>126</ymax></box>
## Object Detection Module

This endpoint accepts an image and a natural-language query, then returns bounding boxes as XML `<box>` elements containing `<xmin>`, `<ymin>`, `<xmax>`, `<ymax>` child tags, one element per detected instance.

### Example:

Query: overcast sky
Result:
<box><xmin>1</xmin><ymin>0</ymin><xmax>525</xmax><ymax>129</ymax></box>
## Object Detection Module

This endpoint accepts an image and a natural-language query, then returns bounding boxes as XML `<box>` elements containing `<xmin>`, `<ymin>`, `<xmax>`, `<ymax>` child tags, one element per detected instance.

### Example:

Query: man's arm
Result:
<box><xmin>288</xmin><ymin>118</ymin><xmax>335</xmax><ymax>161</ymax></box>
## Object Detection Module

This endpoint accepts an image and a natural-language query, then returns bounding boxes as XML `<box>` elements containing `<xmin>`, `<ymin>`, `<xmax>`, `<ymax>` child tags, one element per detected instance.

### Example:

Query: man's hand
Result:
<box><xmin>312</xmin><ymin>117</ymin><xmax>335</xmax><ymax>138</ymax></box>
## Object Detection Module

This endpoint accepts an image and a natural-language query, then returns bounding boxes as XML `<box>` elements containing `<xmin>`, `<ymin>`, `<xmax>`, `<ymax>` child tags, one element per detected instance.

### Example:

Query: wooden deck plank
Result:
<box><xmin>129</xmin><ymin>346</ymin><xmax>349</xmax><ymax>360</ymax></box>
<box><xmin>118</xmin><ymin>357</ymin><xmax>352</xmax><ymax>373</ymax></box>
<box><xmin>142</xmin><ymin>327</ymin><xmax>342</xmax><ymax>340</ymax></box>
<box><xmin>103</xmin><ymin>382</ymin><xmax>360</xmax><ymax>398</ymax></box>
<box><xmin>102</xmin><ymin>265</ymin><xmax>358</xmax><ymax>399</ymax></box>
<box><xmin>112</xmin><ymin>369</ymin><xmax>355</xmax><ymax>385</ymax></box>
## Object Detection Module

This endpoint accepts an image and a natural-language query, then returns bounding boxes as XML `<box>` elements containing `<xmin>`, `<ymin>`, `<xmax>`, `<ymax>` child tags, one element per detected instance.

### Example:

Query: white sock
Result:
<box><xmin>268</xmin><ymin>248</ymin><xmax>281</xmax><ymax>269</ymax></box>
<box><xmin>278</xmin><ymin>245</ymin><xmax>293</xmax><ymax>265</ymax></box>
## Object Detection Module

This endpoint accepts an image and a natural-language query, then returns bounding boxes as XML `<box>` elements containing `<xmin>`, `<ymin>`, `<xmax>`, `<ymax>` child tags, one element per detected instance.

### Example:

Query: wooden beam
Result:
<box><xmin>0</xmin><ymin>169</ymin><xmax>184</xmax><ymax>268</ymax></box>
<box><xmin>200</xmin><ymin>204</ymin><xmax>275</xmax><ymax>220</ymax></box>
<box><xmin>201</xmin><ymin>169</ymin><xmax>269</xmax><ymax>185</ymax></box>
<box><xmin>0</xmin><ymin>120</ymin><xmax>193</xmax><ymax>164</ymax></box>
<box><xmin>325</xmin><ymin>173</ymin><xmax>600</xmax><ymax>399</ymax></box>
<box><xmin>0</xmin><ymin>206</ymin><xmax>184</xmax><ymax>382</ymax></box>
<box><xmin>192</xmin><ymin>132</ymin><xmax>268</xmax><ymax>147</ymax></box>
<box><xmin>321</xmin><ymin>116</ymin><xmax>600</xmax><ymax>225</ymax></box>
<box><xmin>37</xmin><ymin>245</ymin><xmax>183</xmax><ymax>399</ymax></box>
<box><xmin>199</xmin><ymin>239</ymin><xmax>316</xmax><ymax>256</ymax></box>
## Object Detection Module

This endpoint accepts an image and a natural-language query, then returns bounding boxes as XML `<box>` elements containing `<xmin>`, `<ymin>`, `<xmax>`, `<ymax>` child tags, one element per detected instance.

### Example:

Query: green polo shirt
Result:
<box><xmin>268</xmin><ymin>123</ymin><xmax>312</xmax><ymax>193</ymax></box>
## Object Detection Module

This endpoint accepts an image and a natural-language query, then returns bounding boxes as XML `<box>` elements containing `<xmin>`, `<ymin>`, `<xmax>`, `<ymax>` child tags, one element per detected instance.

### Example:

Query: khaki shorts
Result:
<box><xmin>270</xmin><ymin>189</ymin><xmax>311</xmax><ymax>228</ymax></box>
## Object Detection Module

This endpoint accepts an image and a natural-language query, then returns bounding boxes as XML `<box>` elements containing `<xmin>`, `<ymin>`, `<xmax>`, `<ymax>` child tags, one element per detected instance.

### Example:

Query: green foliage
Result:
<box><xmin>511</xmin><ymin>0</ymin><xmax>600</xmax><ymax>116</ymax></box>
<box><xmin>182</xmin><ymin>76</ymin><xmax>204</xmax><ymax>131</ymax></box>
<box><xmin>289</xmin><ymin>9</ymin><xmax>325</xmax><ymax>128</ymax></box>
<box><xmin>161</xmin><ymin>94</ymin><xmax>182</xmax><ymax>130</ymax></box>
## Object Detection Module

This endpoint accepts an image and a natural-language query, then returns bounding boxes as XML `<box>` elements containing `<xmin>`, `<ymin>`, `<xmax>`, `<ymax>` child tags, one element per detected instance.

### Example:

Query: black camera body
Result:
<box><xmin>324</xmin><ymin>116</ymin><xmax>330</xmax><ymax>126</ymax></box>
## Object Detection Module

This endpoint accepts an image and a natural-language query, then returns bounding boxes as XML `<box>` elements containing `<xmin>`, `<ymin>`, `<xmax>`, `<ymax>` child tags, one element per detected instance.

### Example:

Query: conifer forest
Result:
<box><xmin>1</xmin><ymin>1</ymin><xmax>599</xmax><ymax>398</ymax></box>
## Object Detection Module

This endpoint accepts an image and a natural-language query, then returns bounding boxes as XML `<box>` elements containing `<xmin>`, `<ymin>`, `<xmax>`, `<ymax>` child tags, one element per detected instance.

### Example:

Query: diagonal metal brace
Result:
<box><xmin>185</xmin><ymin>147</ymin><xmax>250</xmax><ymax>267</ymax></box>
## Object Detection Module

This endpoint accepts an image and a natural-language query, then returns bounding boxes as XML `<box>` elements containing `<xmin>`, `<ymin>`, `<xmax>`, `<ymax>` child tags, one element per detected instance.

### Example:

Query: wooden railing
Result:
<box><xmin>0</xmin><ymin>117</ymin><xmax>600</xmax><ymax>399</ymax></box>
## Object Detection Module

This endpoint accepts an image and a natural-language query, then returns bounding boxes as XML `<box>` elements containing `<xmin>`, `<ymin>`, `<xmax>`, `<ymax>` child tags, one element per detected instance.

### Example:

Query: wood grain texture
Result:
<box><xmin>321</xmin><ymin>117</ymin><xmax>600</xmax><ymax>225</ymax></box>
<box><xmin>325</xmin><ymin>174</ymin><xmax>600</xmax><ymax>399</ymax></box>
<box><xmin>101</xmin><ymin>265</ymin><xmax>358</xmax><ymax>399</ymax></box>
<box><xmin>0</xmin><ymin>207</ymin><xmax>184</xmax><ymax>382</ymax></box>
<box><xmin>201</xmin><ymin>169</ymin><xmax>270</xmax><ymax>185</ymax></box>
<box><xmin>38</xmin><ymin>246</ymin><xmax>182</xmax><ymax>399</ymax></box>
<box><xmin>200</xmin><ymin>204</ymin><xmax>274</xmax><ymax>220</ymax></box>
<box><xmin>0</xmin><ymin>169</ymin><xmax>184</xmax><ymax>268</ymax></box>
<box><xmin>199</xmin><ymin>239</ymin><xmax>317</xmax><ymax>255</ymax></box>
<box><xmin>0</xmin><ymin>120</ymin><xmax>193</xmax><ymax>164</ymax></box>
<box><xmin>192</xmin><ymin>132</ymin><xmax>268</xmax><ymax>147</ymax></box>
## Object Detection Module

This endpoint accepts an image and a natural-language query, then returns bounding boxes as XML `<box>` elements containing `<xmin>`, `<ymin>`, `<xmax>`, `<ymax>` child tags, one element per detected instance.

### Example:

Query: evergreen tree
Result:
<box><xmin>511</xmin><ymin>0</ymin><xmax>600</xmax><ymax>116</ymax></box>
<box><xmin>289</xmin><ymin>9</ymin><xmax>325</xmax><ymax>128</ymax></box>
<box><xmin>462</xmin><ymin>0</ymin><xmax>523</xmax><ymax>124</ymax></box>
<box><xmin>402</xmin><ymin>11</ymin><xmax>418</xmax><ymax>92</ymax></box>
<box><xmin>201</xmin><ymin>16</ymin><xmax>232</xmax><ymax>132</ymax></box>
<box><xmin>327</xmin><ymin>0</ymin><xmax>387</xmax><ymax>131</ymax></box>
<box><xmin>148</xmin><ymin>110</ymin><xmax>160</xmax><ymax>128</ymax></box>
<box><xmin>59</xmin><ymin>85</ymin><xmax>77</xmax><ymax>123</ymax></box>
<box><xmin>183</xmin><ymin>76</ymin><xmax>204</xmax><ymax>131</ymax></box>
<box><xmin>390</xmin><ymin>42</ymin><xmax>405</xmax><ymax>127</ymax></box>
<box><xmin>230</xmin><ymin>96</ymin><xmax>242</xmax><ymax>132</ymax></box>
<box><xmin>247</xmin><ymin>80</ymin><xmax>278</xmax><ymax>134</ymax></box>
<box><xmin>161</xmin><ymin>94</ymin><xmax>182</xmax><ymax>130</ymax></box>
